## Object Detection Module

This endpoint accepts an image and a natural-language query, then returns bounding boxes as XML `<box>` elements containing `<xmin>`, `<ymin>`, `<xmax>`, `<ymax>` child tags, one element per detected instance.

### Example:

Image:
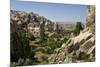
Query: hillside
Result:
<box><xmin>10</xmin><ymin>10</ymin><xmax>75</xmax><ymax>66</ymax></box>
<box><xmin>48</xmin><ymin>5</ymin><xmax>95</xmax><ymax>64</ymax></box>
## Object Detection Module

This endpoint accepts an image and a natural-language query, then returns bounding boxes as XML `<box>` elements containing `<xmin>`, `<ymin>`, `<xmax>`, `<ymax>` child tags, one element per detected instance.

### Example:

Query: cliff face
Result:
<box><xmin>48</xmin><ymin>5</ymin><xmax>95</xmax><ymax>64</ymax></box>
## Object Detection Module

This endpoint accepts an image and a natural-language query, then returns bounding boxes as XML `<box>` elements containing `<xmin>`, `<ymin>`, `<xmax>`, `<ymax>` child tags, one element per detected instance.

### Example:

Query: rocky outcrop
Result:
<box><xmin>10</xmin><ymin>10</ymin><xmax>54</xmax><ymax>37</ymax></box>
<box><xmin>48</xmin><ymin>31</ymin><xmax>95</xmax><ymax>63</ymax></box>
<box><xmin>48</xmin><ymin>5</ymin><xmax>95</xmax><ymax>64</ymax></box>
<box><xmin>86</xmin><ymin>5</ymin><xmax>95</xmax><ymax>28</ymax></box>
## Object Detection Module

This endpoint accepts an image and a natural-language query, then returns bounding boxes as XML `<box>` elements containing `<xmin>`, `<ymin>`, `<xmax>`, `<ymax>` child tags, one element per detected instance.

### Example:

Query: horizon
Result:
<box><xmin>11</xmin><ymin>0</ymin><xmax>88</xmax><ymax>23</ymax></box>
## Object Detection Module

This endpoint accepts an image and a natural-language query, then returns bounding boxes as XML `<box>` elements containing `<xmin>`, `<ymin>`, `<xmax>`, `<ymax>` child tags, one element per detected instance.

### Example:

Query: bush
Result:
<box><xmin>26</xmin><ymin>32</ymin><xmax>35</xmax><ymax>41</ymax></box>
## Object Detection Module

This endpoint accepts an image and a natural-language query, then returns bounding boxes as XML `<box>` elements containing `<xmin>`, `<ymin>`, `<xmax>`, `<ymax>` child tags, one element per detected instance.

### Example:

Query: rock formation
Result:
<box><xmin>48</xmin><ymin>5</ymin><xmax>95</xmax><ymax>64</ymax></box>
<box><xmin>10</xmin><ymin>10</ymin><xmax>54</xmax><ymax>37</ymax></box>
<box><xmin>86</xmin><ymin>5</ymin><xmax>95</xmax><ymax>28</ymax></box>
<box><xmin>10</xmin><ymin>5</ymin><xmax>95</xmax><ymax>65</ymax></box>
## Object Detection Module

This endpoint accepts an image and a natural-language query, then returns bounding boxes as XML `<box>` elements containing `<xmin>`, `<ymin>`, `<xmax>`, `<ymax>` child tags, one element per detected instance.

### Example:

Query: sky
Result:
<box><xmin>10</xmin><ymin>0</ymin><xmax>87</xmax><ymax>23</ymax></box>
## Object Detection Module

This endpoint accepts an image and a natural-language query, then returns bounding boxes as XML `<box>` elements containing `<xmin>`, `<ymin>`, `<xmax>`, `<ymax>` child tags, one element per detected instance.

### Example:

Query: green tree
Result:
<box><xmin>73</xmin><ymin>22</ymin><xmax>83</xmax><ymax>36</ymax></box>
<box><xmin>11</xmin><ymin>31</ymin><xmax>31</xmax><ymax>62</ymax></box>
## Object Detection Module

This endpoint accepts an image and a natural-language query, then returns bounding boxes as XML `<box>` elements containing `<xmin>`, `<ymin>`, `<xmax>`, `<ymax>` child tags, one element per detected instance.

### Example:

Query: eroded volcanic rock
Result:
<box><xmin>48</xmin><ymin>5</ymin><xmax>95</xmax><ymax>64</ymax></box>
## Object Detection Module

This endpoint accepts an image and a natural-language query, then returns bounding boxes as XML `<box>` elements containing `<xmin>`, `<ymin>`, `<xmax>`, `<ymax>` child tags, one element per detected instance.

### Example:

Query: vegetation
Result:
<box><xmin>10</xmin><ymin>22</ymin><xmax>85</xmax><ymax>65</ymax></box>
<box><xmin>11</xmin><ymin>31</ymin><xmax>38</xmax><ymax>66</ymax></box>
<box><xmin>73</xmin><ymin>22</ymin><xmax>83</xmax><ymax>36</ymax></box>
<box><xmin>11</xmin><ymin>29</ymin><xmax>70</xmax><ymax>65</ymax></box>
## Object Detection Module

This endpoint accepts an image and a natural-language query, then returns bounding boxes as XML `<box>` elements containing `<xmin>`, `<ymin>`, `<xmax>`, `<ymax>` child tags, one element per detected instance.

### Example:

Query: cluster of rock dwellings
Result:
<box><xmin>10</xmin><ymin>10</ymin><xmax>59</xmax><ymax>37</ymax></box>
<box><xmin>48</xmin><ymin>5</ymin><xmax>95</xmax><ymax>64</ymax></box>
